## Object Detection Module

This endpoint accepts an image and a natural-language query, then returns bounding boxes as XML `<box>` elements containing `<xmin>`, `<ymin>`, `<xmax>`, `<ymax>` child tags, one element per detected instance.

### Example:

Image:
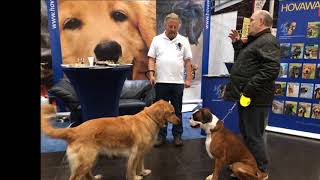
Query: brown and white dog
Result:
<box><xmin>41</xmin><ymin>100</ymin><xmax>179</xmax><ymax>180</ymax></box>
<box><xmin>189</xmin><ymin>108</ymin><xmax>267</xmax><ymax>180</ymax></box>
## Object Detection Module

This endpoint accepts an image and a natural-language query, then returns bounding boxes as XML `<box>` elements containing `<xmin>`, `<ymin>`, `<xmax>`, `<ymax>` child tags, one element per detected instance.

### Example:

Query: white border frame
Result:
<box><xmin>266</xmin><ymin>126</ymin><xmax>320</xmax><ymax>140</ymax></box>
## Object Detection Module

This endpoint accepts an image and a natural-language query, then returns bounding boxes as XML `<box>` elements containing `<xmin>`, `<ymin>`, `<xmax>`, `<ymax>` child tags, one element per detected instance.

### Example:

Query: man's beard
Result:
<box><xmin>167</xmin><ymin>32</ymin><xmax>177</xmax><ymax>40</ymax></box>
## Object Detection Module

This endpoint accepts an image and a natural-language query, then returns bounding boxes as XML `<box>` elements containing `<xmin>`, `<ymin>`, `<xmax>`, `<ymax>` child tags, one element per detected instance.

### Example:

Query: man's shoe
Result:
<box><xmin>173</xmin><ymin>136</ymin><xmax>183</xmax><ymax>147</ymax></box>
<box><xmin>154</xmin><ymin>137</ymin><xmax>166</xmax><ymax>147</ymax></box>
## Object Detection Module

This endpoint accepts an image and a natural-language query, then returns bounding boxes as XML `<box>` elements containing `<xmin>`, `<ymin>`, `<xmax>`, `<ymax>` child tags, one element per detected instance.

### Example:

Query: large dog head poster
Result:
<box><xmin>41</xmin><ymin>0</ymin><xmax>205</xmax><ymax>101</ymax></box>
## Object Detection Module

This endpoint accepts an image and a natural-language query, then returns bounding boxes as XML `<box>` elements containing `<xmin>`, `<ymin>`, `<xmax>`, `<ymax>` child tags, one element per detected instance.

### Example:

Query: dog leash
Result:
<box><xmin>221</xmin><ymin>102</ymin><xmax>237</xmax><ymax>123</ymax></box>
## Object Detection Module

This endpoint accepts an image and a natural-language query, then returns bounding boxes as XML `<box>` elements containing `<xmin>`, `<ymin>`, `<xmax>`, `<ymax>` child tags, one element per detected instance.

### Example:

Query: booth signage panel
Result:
<box><xmin>271</xmin><ymin>0</ymin><xmax>320</xmax><ymax>134</ymax></box>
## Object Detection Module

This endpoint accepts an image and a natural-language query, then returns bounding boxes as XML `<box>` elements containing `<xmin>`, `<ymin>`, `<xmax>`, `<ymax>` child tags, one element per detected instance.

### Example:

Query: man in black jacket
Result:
<box><xmin>224</xmin><ymin>10</ymin><xmax>280</xmax><ymax>178</ymax></box>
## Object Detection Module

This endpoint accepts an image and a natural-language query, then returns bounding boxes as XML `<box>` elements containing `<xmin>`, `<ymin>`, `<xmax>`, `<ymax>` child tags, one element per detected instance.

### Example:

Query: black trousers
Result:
<box><xmin>238</xmin><ymin>104</ymin><xmax>269</xmax><ymax>172</ymax></box>
<box><xmin>155</xmin><ymin>83</ymin><xmax>184</xmax><ymax>138</ymax></box>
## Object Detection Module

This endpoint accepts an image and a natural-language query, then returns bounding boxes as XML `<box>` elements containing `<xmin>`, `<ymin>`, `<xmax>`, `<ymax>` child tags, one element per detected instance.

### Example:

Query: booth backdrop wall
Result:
<box><xmin>270</xmin><ymin>0</ymin><xmax>320</xmax><ymax>134</ymax></box>
<box><xmin>42</xmin><ymin>0</ymin><xmax>205</xmax><ymax>103</ymax></box>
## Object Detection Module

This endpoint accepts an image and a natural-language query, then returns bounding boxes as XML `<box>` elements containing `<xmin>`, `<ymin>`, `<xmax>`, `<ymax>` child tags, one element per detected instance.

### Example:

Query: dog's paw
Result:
<box><xmin>135</xmin><ymin>175</ymin><xmax>143</xmax><ymax>180</ymax></box>
<box><xmin>94</xmin><ymin>174</ymin><xmax>103</xmax><ymax>179</ymax></box>
<box><xmin>139</xmin><ymin>169</ymin><xmax>151</xmax><ymax>176</ymax></box>
<box><xmin>205</xmin><ymin>174</ymin><xmax>213</xmax><ymax>180</ymax></box>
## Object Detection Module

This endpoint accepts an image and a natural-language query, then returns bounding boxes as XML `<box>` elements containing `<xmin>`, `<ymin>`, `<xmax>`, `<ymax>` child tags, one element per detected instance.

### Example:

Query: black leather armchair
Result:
<box><xmin>48</xmin><ymin>78</ymin><xmax>82</xmax><ymax>123</ymax></box>
<box><xmin>118</xmin><ymin>80</ymin><xmax>154</xmax><ymax>115</ymax></box>
<box><xmin>48</xmin><ymin>78</ymin><xmax>154</xmax><ymax>125</ymax></box>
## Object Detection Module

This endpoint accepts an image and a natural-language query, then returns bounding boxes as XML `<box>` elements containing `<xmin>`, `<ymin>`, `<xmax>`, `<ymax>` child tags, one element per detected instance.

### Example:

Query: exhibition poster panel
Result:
<box><xmin>271</xmin><ymin>0</ymin><xmax>320</xmax><ymax>134</ymax></box>
<box><xmin>43</xmin><ymin>0</ymin><xmax>205</xmax><ymax>103</ymax></box>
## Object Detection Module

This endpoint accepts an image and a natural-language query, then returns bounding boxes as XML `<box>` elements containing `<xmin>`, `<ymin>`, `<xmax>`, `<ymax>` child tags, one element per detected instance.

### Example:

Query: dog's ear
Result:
<box><xmin>135</xmin><ymin>1</ymin><xmax>156</xmax><ymax>48</ymax></box>
<box><xmin>145</xmin><ymin>100</ymin><xmax>166</xmax><ymax>124</ymax></box>
<box><xmin>202</xmin><ymin>109</ymin><xmax>212</xmax><ymax>124</ymax></box>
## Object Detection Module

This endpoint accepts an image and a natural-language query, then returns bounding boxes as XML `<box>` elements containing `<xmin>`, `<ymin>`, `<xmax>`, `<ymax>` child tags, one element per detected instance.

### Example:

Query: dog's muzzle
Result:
<box><xmin>189</xmin><ymin>118</ymin><xmax>202</xmax><ymax>128</ymax></box>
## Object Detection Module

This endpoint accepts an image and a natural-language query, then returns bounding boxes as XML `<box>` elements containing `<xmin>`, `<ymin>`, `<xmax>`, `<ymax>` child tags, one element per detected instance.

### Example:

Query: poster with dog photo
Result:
<box><xmin>56</xmin><ymin>0</ymin><xmax>157</xmax><ymax>80</ymax></box>
<box><xmin>314</xmin><ymin>84</ymin><xmax>320</xmax><ymax>100</ymax></box>
<box><xmin>297</xmin><ymin>102</ymin><xmax>311</xmax><ymax>118</ymax></box>
<box><xmin>278</xmin><ymin>63</ymin><xmax>288</xmax><ymax>78</ymax></box>
<box><xmin>299</xmin><ymin>83</ymin><xmax>314</xmax><ymax>99</ymax></box>
<box><xmin>311</xmin><ymin>104</ymin><xmax>320</xmax><ymax>119</ymax></box>
<box><xmin>156</xmin><ymin>0</ymin><xmax>205</xmax><ymax>102</ymax></box>
<box><xmin>273</xmin><ymin>0</ymin><xmax>320</xmax><ymax>134</ymax></box>
<box><xmin>280</xmin><ymin>43</ymin><xmax>291</xmax><ymax>59</ymax></box>
<box><xmin>304</xmin><ymin>44</ymin><xmax>318</xmax><ymax>59</ymax></box>
<box><xmin>291</xmin><ymin>43</ymin><xmax>304</xmax><ymax>59</ymax></box>
<box><xmin>286</xmin><ymin>82</ymin><xmax>299</xmax><ymax>98</ymax></box>
<box><xmin>288</xmin><ymin>63</ymin><xmax>302</xmax><ymax>79</ymax></box>
<box><xmin>274</xmin><ymin>81</ymin><xmax>286</xmax><ymax>96</ymax></box>
<box><xmin>272</xmin><ymin>100</ymin><xmax>284</xmax><ymax>115</ymax></box>
<box><xmin>302</xmin><ymin>63</ymin><xmax>316</xmax><ymax>79</ymax></box>
<box><xmin>306</xmin><ymin>22</ymin><xmax>320</xmax><ymax>38</ymax></box>
<box><xmin>279</xmin><ymin>21</ymin><xmax>297</xmax><ymax>36</ymax></box>
<box><xmin>44</xmin><ymin>0</ymin><xmax>205</xmax><ymax>103</ymax></box>
<box><xmin>316</xmin><ymin>64</ymin><xmax>320</xmax><ymax>79</ymax></box>
<box><xmin>284</xmin><ymin>101</ymin><xmax>297</xmax><ymax>116</ymax></box>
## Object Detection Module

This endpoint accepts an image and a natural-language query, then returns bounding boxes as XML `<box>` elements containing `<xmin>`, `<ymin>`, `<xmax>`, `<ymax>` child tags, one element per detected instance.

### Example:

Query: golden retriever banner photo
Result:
<box><xmin>41</xmin><ymin>0</ymin><xmax>205</xmax><ymax>102</ymax></box>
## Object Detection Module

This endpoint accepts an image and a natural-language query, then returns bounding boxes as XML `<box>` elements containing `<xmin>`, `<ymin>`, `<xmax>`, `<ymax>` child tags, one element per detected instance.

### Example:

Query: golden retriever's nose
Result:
<box><xmin>94</xmin><ymin>41</ymin><xmax>122</xmax><ymax>62</ymax></box>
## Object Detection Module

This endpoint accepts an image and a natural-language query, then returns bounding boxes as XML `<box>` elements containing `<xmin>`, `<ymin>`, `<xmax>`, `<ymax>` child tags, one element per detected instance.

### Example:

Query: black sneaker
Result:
<box><xmin>154</xmin><ymin>137</ymin><xmax>166</xmax><ymax>147</ymax></box>
<box><xmin>173</xmin><ymin>136</ymin><xmax>183</xmax><ymax>147</ymax></box>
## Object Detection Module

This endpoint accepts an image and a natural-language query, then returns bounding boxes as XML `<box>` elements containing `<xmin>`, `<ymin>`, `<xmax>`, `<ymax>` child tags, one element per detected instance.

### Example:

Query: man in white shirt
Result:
<box><xmin>147</xmin><ymin>13</ymin><xmax>192</xmax><ymax>147</ymax></box>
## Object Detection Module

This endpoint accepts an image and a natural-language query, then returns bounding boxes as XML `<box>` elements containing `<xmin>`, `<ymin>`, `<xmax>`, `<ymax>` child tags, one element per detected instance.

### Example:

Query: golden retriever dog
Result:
<box><xmin>58</xmin><ymin>0</ymin><xmax>156</xmax><ymax>79</ymax></box>
<box><xmin>41</xmin><ymin>100</ymin><xmax>180</xmax><ymax>180</ymax></box>
<box><xmin>311</xmin><ymin>105</ymin><xmax>320</xmax><ymax>119</ymax></box>
<box><xmin>189</xmin><ymin>108</ymin><xmax>268</xmax><ymax>180</ymax></box>
<box><xmin>302</xmin><ymin>64</ymin><xmax>315</xmax><ymax>79</ymax></box>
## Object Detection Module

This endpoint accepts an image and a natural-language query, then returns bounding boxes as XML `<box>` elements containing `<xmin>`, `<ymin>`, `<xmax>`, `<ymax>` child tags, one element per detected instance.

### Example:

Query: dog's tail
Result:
<box><xmin>41</xmin><ymin>104</ymin><xmax>73</xmax><ymax>141</ymax></box>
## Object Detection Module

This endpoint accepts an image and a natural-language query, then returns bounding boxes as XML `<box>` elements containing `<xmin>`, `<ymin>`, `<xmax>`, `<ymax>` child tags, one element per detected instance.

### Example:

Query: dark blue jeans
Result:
<box><xmin>155</xmin><ymin>83</ymin><xmax>184</xmax><ymax>138</ymax></box>
<box><xmin>238</xmin><ymin>104</ymin><xmax>269</xmax><ymax>172</ymax></box>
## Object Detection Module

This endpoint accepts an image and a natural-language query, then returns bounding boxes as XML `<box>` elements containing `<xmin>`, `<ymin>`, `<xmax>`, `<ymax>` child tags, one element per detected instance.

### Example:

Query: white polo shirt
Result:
<box><xmin>148</xmin><ymin>32</ymin><xmax>192</xmax><ymax>84</ymax></box>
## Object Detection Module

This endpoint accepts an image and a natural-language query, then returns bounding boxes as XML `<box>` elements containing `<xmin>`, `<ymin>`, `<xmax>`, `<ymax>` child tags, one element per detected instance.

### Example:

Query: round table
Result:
<box><xmin>61</xmin><ymin>65</ymin><xmax>131</xmax><ymax>121</ymax></box>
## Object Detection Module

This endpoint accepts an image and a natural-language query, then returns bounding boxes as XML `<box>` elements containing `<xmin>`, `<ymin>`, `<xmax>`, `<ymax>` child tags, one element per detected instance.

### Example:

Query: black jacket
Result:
<box><xmin>223</xmin><ymin>29</ymin><xmax>280</xmax><ymax>106</ymax></box>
